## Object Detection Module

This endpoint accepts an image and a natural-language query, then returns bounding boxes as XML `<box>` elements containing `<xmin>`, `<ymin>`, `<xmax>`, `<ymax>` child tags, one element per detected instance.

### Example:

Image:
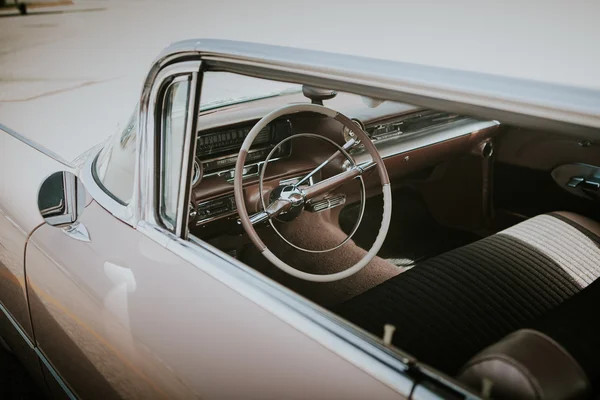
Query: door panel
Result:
<box><xmin>26</xmin><ymin>202</ymin><xmax>200</xmax><ymax>399</ymax></box>
<box><xmin>0</xmin><ymin>129</ymin><xmax>78</xmax><ymax>395</ymax></box>
<box><xmin>495</xmin><ymin>128</ymin><xmax>600</xmax><ymax>220</ymax></box>
<box><xmin>0</xmin><ymin>130</ymin><xmax>70</xmax><ymax>341</ymax></box>
<box><xmin>496</xmin><ymin>128</ymin><xmax>600</xmax><ymax>170</ymax></box>
<box><xmin>27</xmin><ymin>201</ymin><xmax>406</xmax><ymax>399</ymax></box>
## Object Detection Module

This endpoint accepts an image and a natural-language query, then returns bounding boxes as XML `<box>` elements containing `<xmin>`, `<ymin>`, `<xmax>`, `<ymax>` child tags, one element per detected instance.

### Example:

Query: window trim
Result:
<box><xmin>91</xmin><ymin>155</ymin><xmax>129</xmax><ymax>207</ymax></box>
<box><xmin>138</xmin><ymin>61</ymin><xmax>201</xmax><ymax>236</ymax></box>
<box><xmin>157</xmin><ymin>75</ymin><xmax>192</xmax><ymax>231</ymax></box>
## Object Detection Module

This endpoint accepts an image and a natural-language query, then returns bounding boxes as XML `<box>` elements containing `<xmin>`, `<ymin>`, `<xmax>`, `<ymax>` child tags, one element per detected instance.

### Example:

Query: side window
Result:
<box><xmin>94</xmin><ymin>106</ymin><xmax>138</xmax><ymax>204</ymax></box>
<box><xmin>159</xmin><ymin>77</ymin><xmax>191</xmax><ymax>230</ymax></box>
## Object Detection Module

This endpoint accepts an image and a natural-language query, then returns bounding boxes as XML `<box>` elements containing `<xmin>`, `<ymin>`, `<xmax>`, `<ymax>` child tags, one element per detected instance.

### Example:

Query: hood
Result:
<box><xmin>0</xmin><ymin>76</ymin><xmax>142</xmax><ymax>163</ymax></box>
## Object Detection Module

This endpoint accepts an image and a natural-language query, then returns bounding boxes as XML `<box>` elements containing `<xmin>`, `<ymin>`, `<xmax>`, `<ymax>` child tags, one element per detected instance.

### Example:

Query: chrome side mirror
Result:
<box><xmin>37</xmin><ymin>171</ymin><xmax>90</xmax><ymax>242</ymax></box>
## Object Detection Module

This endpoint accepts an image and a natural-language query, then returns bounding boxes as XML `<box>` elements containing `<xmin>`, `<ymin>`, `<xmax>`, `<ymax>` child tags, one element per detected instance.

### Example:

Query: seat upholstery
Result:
<box><xmin>334</xmin><ymin>212</ymin><xmax>600</xmax><ymax>375</ymax></box>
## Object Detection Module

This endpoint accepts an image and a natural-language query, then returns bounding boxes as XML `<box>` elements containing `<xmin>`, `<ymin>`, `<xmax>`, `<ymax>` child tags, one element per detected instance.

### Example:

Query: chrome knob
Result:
<box><xmin>189</xmin><ymin>203</ymin><xmax>197</xmax><ymax>219</ymax></box>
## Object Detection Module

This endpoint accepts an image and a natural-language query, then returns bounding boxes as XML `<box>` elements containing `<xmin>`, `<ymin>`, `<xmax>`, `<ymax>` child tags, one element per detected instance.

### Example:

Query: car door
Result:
<box><xmin>25</xmin><ymin>57</ymin><xmax>411</xmax><ymax>400</ymax></box>
<box><xmin>494</xmin><ymin>127</ymin><xmax>600</xmax><ymax>223</ymax></box>
<box><xmin>0</xmin><ymin>126</ymin><xmax>80</xmax><ymax>396</ymax></box>
<box><xmin>24</xmin><ymin>60</ymin><xmax>203</xmax><ymax>399</ymax></box>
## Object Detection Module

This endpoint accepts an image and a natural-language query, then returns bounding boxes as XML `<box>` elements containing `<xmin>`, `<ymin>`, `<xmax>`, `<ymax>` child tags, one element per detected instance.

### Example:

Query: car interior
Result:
<box><xmin>186</xmin><ymin>72</ymin><xmax>600</xmax><ymax>399</ymax></box>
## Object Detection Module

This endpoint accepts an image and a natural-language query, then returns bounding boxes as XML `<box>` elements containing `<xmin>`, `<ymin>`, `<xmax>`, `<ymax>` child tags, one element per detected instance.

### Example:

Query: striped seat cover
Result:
<box><xmin>335</xmin><ymin>213</ymin><xmax>600</xmax><ymax>374</ymax></box>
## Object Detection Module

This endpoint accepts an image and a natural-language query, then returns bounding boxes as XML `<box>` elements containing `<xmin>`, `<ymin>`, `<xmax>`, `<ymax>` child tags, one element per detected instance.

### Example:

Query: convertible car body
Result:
<box><xmin>1</xmin><ymin>39</ymin><xmax>600</xmax><ymax>399</ymax></box>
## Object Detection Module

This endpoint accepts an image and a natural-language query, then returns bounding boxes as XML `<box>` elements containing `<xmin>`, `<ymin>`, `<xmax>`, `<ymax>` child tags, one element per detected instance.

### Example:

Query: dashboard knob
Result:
<box><xmin>189</xmin><ymin>203</ymin><xmax>198</xmax><ymax>220</ymax></box>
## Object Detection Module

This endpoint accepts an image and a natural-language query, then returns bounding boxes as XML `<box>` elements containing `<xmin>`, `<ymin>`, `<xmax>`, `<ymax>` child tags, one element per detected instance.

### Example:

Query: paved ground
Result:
<box><xmin>0</xmin><ymin>0</ymin><xmax>598</xmax><ymax>397</ymax></box>
<box><xmin>1</xmin><ymin>0</ymin><xmax>599</xmax><ymax>161</ymax></box>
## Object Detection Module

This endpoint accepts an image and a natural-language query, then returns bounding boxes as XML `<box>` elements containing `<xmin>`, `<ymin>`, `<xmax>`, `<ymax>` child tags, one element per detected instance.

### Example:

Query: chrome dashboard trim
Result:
<box><xmin>195</xmin><ymin>174</ymin><xmax>316</xmax><ymax>226</ymax></box>
<box><xmin>202</xmin><ymin>146</ymin><xmax>289</xmax><ymax>179</ymax></box>
<box><xmin>191</xmin><ymin>158</ymin><xmax>202</xmax><ymax>186</ymax></box>
<box><xmin>199</xmin><ymin>119</ymin><xmax>293</xmax><ymax>179</ymax></box>
<box><xmin>195</xmin><ymin>194</ymin><xmax>237</xmax><ymax>225</ymax></box>
<box><xmin>351</xmin><ymin>118</ymin><xmax>500</xmax><ymax>164</ymax></box>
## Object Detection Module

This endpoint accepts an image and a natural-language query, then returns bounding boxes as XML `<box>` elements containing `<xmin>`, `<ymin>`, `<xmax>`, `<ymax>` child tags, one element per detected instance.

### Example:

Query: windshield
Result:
<box><xmin>199</xmin><ymin>72</ymin><xmax>300</xmax><ymax>112</ymax></box>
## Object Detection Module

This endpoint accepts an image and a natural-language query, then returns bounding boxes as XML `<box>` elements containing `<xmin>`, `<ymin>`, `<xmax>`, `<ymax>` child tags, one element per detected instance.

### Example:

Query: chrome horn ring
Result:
<box><xmin>234</xmin><ymin>103</ymin><xmax>392</xmax><ymax>283</ymax></box>
<box><xmin>259</xmin><ymin>133</ymin><xmax>366</xmax><ymax>254</ymax></box>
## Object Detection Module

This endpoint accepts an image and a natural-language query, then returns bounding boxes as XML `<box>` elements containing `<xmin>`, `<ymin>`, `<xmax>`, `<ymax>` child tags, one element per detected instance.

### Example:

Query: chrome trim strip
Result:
<box><xmin>202</xmin><ymin>147</ymin><xmax>289</xmax><ymax>179</ymax></box>
<box><xmin>171</xmin><ymin>236</ymin><xmax>416</xmax><ymax>396</ymax></box>
<box><xmin>176</xmin><ymin>73</ymin><xmax>198</xmax><ymax>238</ymax></box>
<box><xmin>0</xmin><ymin>301</ymin><xmax>34</xmax><ymax>349</ymax></box>
<box><xmin>199</xmin><ymin>119</ymin><xmax>293</xmax><ymax>179</ymax></box>
<box><xmin>156</xmin><ymin>74</ymin><xmax>195</xmax><ymax>233</ymax></box>
<box><xmin>0</xmin><ymin>302</ymin><xmax>77</xmax><ymax>399</ymax></box>
<box><xmin>35</xmin><ymin>348</ymin><xmax>78</xmax><ymax>400</ymax></box>
<box><xmin>139</xmin><ymin>61</ymin><xmax>202</xmax><ymax>231</ymax></box>
<box><xmin>351</xmin><ymin>118</ymin><xmax>500</xmax><ymax>164</ymax></box>
<box><xmin>185</xmin><ymin>39</ymin><xmax>599</xmax><ymax>136</ymax></box>
<box><xmin>195</xmin><ymin>194</ymin><xmax>237</xmax><ymax>225</ymax></box>
<box><xmin>0</xmin><ymin>123</ymin><xmax>74</xmax><ymax>168</ymax></box>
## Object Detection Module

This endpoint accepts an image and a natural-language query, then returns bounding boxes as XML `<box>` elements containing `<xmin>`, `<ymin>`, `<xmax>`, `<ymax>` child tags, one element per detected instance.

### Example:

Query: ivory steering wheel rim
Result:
<box><xmin>234</xmin><ymin>103</ymin><xmax>392</xmax><ymax>283</ymax></box>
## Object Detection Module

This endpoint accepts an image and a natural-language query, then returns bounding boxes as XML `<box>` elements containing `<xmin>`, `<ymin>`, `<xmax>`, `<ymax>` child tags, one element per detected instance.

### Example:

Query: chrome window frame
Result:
<box><xmin>157</xmin><ymin>74</ymin><xmax>194</xmax><ymax>233</ymax></box>
<box><xmin>139</xmin><ymin>61</ymin><xmax>200</xmax><ymax>238</ymax></box>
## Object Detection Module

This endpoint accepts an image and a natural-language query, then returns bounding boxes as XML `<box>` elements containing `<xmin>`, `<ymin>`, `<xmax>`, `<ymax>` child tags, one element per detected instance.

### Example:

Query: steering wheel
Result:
<box><xmin>234</xmin><ymin>103</ymin><xmax>391</xmax><ymax>282</ymax></box>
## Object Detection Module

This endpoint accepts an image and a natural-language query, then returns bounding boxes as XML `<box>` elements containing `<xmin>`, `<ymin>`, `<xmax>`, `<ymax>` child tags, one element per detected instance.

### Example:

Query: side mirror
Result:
<box><xmin>37</xmin><ymin>171</ymin><xmax>90</xmax><ymax>242</ymax></box>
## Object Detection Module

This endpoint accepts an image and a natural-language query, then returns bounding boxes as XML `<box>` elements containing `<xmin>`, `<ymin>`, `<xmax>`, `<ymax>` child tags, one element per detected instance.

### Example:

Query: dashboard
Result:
<box><xmin>190</xmin><ymin>92</ymin><xmax>500</xmax><ymax>235</ymax></box>
<box><xmin>196</xmin><ymin>120</ymin><xmax>292</xmax><ymax>177</ymax></box>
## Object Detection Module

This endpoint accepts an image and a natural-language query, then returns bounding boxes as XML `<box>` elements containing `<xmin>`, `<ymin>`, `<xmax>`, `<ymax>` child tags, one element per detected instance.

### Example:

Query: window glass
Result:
<box><xmin>160</xmin><ymin>78</ymin><xmax>191</xmax><ymax>229</ymax></box>
<box><xmin>199</xmin><ymin>72</ymin><xmax>300</xmax><ymax>111</ymax></box>
<box><xmin>94</xmin><ymin>106</ymin><xmax>138</xmax><ymax>204</ymax></box>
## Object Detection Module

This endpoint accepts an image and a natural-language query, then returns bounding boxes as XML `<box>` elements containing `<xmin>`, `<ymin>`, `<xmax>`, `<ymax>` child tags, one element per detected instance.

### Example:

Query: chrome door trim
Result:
<box><xmin>35</xmin><ymin>347</ymin><xmax>78</xmax><ymax>400</ymax></box>
<box><xmin>0</xmin><ymin>301</ymin><xmax>34</xmax><ymax>349</ymax></box>
<box><xmin>0</xmin><ymin>123</ymin><xmax>74</xmax><ymax>169</ymax></box>
<box><xmin>0</xmin><ymin>302</ymin><xmax>77</xmax><ymax>400</ymax></box>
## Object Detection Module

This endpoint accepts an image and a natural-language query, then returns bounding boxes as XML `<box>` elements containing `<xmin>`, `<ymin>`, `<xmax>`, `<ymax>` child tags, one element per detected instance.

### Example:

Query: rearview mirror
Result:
<box><xmin>37</xmin><ymin>171</ymin><xmax>90</xmax><ymax>241</ymax></box>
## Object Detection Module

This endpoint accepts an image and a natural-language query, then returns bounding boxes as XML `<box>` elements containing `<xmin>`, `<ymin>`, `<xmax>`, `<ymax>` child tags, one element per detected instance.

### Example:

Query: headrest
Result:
<box><xmin>458</xmin><ymin>329</ymin><xmax>589</xmax><ymax>399</ymax></box>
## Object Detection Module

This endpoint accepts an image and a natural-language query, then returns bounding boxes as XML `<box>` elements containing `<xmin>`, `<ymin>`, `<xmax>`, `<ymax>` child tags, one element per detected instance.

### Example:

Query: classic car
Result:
<box><xmin>1</xmin><ymin>39</ymin><xmax>599</xmax><ymax>400</ymax></box>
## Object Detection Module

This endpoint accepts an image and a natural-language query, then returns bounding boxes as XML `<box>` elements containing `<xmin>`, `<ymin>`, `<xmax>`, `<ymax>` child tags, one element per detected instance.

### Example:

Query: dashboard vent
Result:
<box><xmin>367</xmin><ymin>110</ymin><xmax>467</xmax><ymax>141</ymax></box>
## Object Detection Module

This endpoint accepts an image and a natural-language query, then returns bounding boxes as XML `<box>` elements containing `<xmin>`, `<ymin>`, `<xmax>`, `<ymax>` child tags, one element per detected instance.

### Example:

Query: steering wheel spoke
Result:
<box><xmin>246</xmin><ymin>198</ymin><xmax>292</xmax><ymax>225</ymax></box>
<box><xmin>301</xmin><ymin>167</ymin><xmax>362</xmax><ymax>200</ymax></box>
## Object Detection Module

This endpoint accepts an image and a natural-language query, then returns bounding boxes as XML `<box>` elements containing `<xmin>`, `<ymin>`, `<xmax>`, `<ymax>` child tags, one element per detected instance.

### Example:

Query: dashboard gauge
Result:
<box><xmin>191</xmin><ymin>158</ymin><xmax>203</xmax><ymax>187</ymax></box>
